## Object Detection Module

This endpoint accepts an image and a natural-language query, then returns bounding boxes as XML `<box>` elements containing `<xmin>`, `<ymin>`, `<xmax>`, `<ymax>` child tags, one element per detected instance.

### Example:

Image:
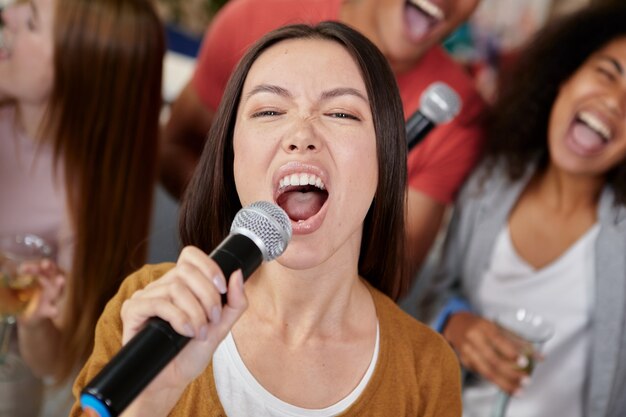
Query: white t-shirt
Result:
<box><xmin>463</xmin><ymin>224</ymin><xmax>599</xmax><ymax>417</ymax></box>
<box><xmin>213</xmin><ymin>323</ymin><xmax>380</xmax><ymax>417</ymax></box>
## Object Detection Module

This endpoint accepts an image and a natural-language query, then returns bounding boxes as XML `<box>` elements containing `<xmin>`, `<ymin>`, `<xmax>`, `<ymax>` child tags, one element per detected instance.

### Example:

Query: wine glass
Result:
<box><xmin>0</xmin><ymin>234</ymin><xmax>52</xmax><ymax>381</ymax></box>
<box><xmin>490</xmin><ymin>308</ymin><xmax>555</xmax><ymax>417</ymax></box>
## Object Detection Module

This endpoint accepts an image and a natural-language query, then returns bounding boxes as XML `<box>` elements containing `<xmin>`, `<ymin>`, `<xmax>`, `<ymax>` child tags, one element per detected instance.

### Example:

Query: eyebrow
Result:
<box><xmin>597</xmin><ymin>54</ymin><xmax>624</xmax><ymax>75</ymax></box>
<box><xmin>245</xmin><ymin>84</ymin><xmax>292</xmax><ymax>101</ymax></box>
<box><xmin>244</xmin><ymin>84</ymin><xmax>368</xmax><ymax>103</ymax></box>
<box><xmin>320</xmin><ymin>87</ymin><xmax>368</xmax><ymax>103</ymax></box>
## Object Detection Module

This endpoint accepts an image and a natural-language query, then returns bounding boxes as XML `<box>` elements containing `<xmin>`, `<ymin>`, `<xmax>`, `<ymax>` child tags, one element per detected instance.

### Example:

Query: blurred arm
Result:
<box><xmin>405</xmin><ymin>188</ymin><xmax>447</xmax><ymax>279</ymax></box>
<box><xmin>159</xmin><ymin>82</ymin><xmax>214</xmax><ymax>200</ymax></box>
<box><xmin>17</xmin><ymin>319</ymin><xmax>62</xmax><ymax>377</ymax></box>
<box><xmin>17</xmin><ymin>260</ymin><xmax>65</xmax><ymax>377</ymax></box>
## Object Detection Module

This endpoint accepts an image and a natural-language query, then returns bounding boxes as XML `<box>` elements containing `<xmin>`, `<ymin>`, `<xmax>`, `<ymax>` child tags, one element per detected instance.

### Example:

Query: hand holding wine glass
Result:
<box><xmin>444</xmin><ymin>307</ymin><xmax>554</xmax><ymax>417</ymax></box>
<box><xmin>443</xmin><ymin>311</ymin><xmax>532</xmax><ymax>394</ymax></box>
<box><xmin>17</xmin><ymin>258</ymin><xmax>65</xmax><ymax>327</ymax></box>
<box><xmin>490</xmin><ymin>308</ymin><xmax>555</xmax><ymax>417</ymax></box>
<box><xmin>0</xmin><ymin>234</ymin><xmax>53</xmax><ymax>381</ymax></box>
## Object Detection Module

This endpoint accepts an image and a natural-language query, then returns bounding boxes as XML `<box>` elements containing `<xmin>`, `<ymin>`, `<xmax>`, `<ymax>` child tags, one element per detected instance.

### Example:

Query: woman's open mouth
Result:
<box><xmin>566</xmin><ymin>110</ymin><xmax>613</xmax><ymax>156</ymax></box>
<box><xmin>404</xmin><ymin>0</ymin><xmax>444</xmax><ymax>42</ymax></box>
<box><xmin>275</xmin><ymin>171</ymin><xmax>329</xmax><ymax>234</ymax></box>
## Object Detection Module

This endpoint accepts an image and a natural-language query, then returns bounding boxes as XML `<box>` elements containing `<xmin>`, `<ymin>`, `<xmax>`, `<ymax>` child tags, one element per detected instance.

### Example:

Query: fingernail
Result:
<box><xmin>210</xmin><ymin>306</ymin><xmax>221</xmax><ymax>324</ymax></box>
<box><xmin>198</xmin><ymin>325</ymin><xmax>209</xmax><ymax>341</ymax></box>
<box><xmin>517</xmin><ymin>355</ymin><xmax>529</xmax><ymax>368</ymax></box>
<box><xmin>183</xmin><ymin>323</ymin><xmax>195</xmax><ymax>338</ymax></box>
<box><xmin>236</xmin><ymin>269</ymin><xmax>244</xmax><ymax>286</ymax></box>
<box><xmin>213</xmin><ymin>276</ymin><xmax>227</xmax><ymax>294</ymax></box>
<box><xmin>514</xmin><ymin>388</ymin><xmax>524</xmax><ymax>397</ymax></box>
<box><xmin>521</xmin><ymin>376</ymin><xmax>531</xmax><ymax>387</ymax></box>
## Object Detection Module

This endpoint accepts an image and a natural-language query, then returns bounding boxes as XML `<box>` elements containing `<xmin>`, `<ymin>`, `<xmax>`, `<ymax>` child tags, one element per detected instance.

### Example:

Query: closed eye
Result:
<box><xmin>594</xmin><ymin>55</ymin><xmax>623</xmax><ymax>82</ymax></box>
<box><xmin>251</xmin><ymin>110</ymin><xmax>284</xmax><ymax>118</ymax></box>
<box><xmin>597</xmin><ymin>66</ymin><xmax>618</xmax><ymax>82</ymax></box>
<box><xmin>325</xmin><ymin>112</ymin><xmax>360</xmax><ymax>121</ymax></box>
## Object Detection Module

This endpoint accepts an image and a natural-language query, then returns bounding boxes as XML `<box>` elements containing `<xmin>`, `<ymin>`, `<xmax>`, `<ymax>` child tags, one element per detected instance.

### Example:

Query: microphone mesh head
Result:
<box><xmin>231</xmin><ymin>201</ymin><xmax>292</xmax><ymax>261</ymax></box>
<box><xmin>419</xmin><ymin>82</ymin><xmax>462</xmax><ymax>124</ymax></box>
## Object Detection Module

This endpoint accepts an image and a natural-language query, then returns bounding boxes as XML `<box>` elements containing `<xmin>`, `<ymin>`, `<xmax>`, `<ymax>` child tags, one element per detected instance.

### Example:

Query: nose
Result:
<box><xmin>282</xmin><ymin>116</ymin><xmax>322</xmax><ymax>153</ymax></box>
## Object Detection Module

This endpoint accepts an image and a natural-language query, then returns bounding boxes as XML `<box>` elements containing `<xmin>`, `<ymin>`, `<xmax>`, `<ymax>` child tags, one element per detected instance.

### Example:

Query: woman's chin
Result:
<box><xmin>275</xmin><ymin>243</ymin><xmax>329</xmax><ymax>271</ymax></box>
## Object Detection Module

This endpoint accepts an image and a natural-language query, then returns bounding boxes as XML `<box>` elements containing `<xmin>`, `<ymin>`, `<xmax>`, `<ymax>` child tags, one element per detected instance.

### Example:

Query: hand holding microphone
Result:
<box><xmin>122</xmin><ymin>247</ymin><xmax>246</xmax><ymax>387</ymax></box>
<box><xmin>80</xmin><ymin>201</ymin><xmax>292</xmax><ymax>417</ymax></box>
<box><xmin>406</xmin><ymin>82</ymin><xmax>461</xmax><ymax>151</ymax></box>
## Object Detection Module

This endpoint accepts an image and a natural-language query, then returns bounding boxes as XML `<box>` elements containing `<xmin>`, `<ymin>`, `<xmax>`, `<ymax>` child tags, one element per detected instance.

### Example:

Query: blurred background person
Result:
<box><xmin>423</xmin><ymin>3</ymin><xmax>626</xmax><ymax>417</ymax></box>
<box><xmin>158</xmin><ymin>0</ymin><xmax>487</xmax><ymax>282</ymax></box>
<box><xmin>0</xmin><ymin>0</ymin><xmax>164</xmax><ymax>414</ymax></box>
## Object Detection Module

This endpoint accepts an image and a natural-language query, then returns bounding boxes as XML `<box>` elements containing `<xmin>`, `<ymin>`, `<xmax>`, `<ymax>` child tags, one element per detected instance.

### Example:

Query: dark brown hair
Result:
<box><xmin>180</xmin><ymin>21</ymin><xmax>409</xmax><ymax>300</ymax></box>
<box><xmin>484</xmin><ymin>3</ymin><xmax>626</xmax><ymax>203</ymax></box>
<box><xmin>43</xmin><ymin>0</ymin><xmax>164</xmax><ymax>380</ymax></box>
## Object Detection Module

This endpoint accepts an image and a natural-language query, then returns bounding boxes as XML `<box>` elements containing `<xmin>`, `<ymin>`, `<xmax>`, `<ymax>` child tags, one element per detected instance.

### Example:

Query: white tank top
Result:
<box><xmin>463</xmin><ymin>224</ymin><xmax>599</xmax><ymax>417</ymax></box>
<box><xmin>213</xmin><ymin>323</ymin><xmax>379</xmax><ymax>417</ymax></box>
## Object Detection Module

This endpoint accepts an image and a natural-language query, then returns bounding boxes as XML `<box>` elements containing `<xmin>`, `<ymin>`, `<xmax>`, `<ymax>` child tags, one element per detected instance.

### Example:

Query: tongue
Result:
<box><xmin>572</xmin><ymin>122</ymin><xmax>606</xmax><ymax>153</ymax></box>
<box><xmin>278</xmin><ymin>191</ymin><xmax>325</xmax><ymax>221</ymax></box>
<box><xmin>405</xmin><ymin>4</ymin><xmax>434</xmax><ymax>40</ymax></box>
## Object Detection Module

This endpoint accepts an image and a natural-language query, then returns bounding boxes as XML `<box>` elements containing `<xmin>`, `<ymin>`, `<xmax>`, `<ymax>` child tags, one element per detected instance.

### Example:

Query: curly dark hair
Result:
<box><xmin>484</xmin><ymin>2</ymin><xmax>626</xmax><ymax>203</ymax></box>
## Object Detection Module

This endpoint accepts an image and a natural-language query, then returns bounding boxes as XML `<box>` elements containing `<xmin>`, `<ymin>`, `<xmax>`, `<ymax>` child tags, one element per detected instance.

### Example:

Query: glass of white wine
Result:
<box><xmin>490</xmin><ymin>308</ymin><xmax>555</xmax><ymax>417</ymax></box>
<box><xmin>0</xmin><ymin>234</ymin><xmax>52</xmax><ymax>381</ymax></box>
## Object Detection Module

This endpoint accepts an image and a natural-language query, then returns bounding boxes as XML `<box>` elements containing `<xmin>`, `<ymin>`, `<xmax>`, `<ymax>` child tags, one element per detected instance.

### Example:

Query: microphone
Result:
<box><xmin>79</xmin><ymin>201</ymin><xmax>292</xmax><ymax>417</ymax></box>
<box><xmin>406</xmin><ymin>82</ymin><xmax>461</xmax><ymax>151</ymax></box>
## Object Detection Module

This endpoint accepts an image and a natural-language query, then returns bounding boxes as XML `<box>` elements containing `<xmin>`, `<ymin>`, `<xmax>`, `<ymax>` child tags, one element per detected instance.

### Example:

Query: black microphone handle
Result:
<box><xmin>406</xmin><ymin>110</ymin><xmax>435</xmax><ymax>151</ymax></box>
<box><xmin>81</xmin><ymin>233</ymin><xmax>263</xmax><ymax>417</ymax></box>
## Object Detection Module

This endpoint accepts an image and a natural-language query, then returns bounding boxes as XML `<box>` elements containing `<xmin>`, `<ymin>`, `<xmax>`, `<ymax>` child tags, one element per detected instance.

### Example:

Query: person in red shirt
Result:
<box><xmin>161</xmin><ymin>0</ymin><xmax>484</xmax><ymax>281</ymax></box>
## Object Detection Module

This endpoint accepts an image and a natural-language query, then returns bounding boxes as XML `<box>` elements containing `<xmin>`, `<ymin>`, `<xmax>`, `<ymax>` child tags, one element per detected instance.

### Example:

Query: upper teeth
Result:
<box><xmin>409</xmin><ymin>0</ymin><xmax>444</xmax><ymax>20</ymax></box>
<box><xmin>579</xmin><ymin>111</ymin><xmax>612</xmax><ymax>141</ymax></box>
<box><xmin>279</xmin><ymin>173</ymin><xmax>325</xmax><ymax>190</ymax></box>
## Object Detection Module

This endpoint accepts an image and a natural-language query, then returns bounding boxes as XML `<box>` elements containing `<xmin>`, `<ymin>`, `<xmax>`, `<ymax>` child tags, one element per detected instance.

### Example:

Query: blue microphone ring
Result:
<box><xmin>80</xmin><ymin>393</ymin><xmax>112</xmax><ymax>417</ymax></box>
